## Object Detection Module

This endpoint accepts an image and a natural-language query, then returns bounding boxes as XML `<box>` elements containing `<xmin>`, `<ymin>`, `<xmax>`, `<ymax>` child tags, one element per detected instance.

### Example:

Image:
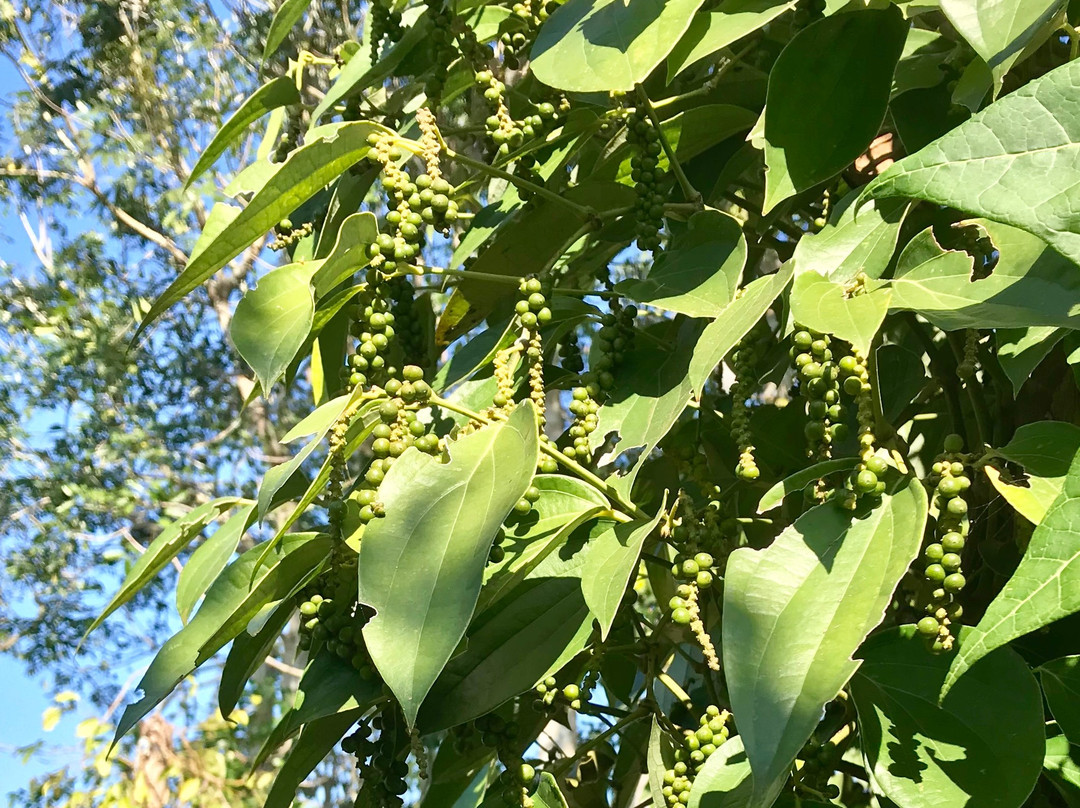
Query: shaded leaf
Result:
<box><xmin>1043</xmin><ymin>656</ymin><xmax>1080</xmax><ymax>745</ymax></box>
<box><xmin>531</xmin><ymin>0</ymin><xmax>707</xmax><ymax>92</ymax></box>
<box><xmin>984</xmin><ymin>421</ymin><xmax>1080</xmax><ymax>524</ymax></box>
<box><xmin>996</xmin><ymin>326</ymin><xmax>1065</xmax><ymax>396</ymax></box>
<box><xmin>667</xmin><ymin>0</ymin><xmax>797</xmax><ymax>82</ymax></box>
<box><xmin>359</xmin><ymin>403</ymin><xmax>540</xmax><ymax>727</ymax></box>
<box><xmin>723</xmin><ymin>477</ymin><xmax>927</xmax><ymax>806</ymax></box>
<box><xmin>945</xmin><ymin>446</ymin><xmax>1080</xmax><ymax>696</ymax></box>
<box><xmin>687</xmin><ymin>735</ymin><xmax>752</xmax><ymax>808</ymax></box>
<box><xmin>218</xmin><ymin>598</ymin><xmax>295</xmax><ymax>717</ymax></box>
<box><xmin>311</xmin><ymin>211</ymin><xmax>379</xmax><ymax>298</ymax></box>
<box><xmin>531</xmin><ymin>773</ymin><xmax>569</xmax><ymax>808</ymax></box>
<box><xmin>756</xmin><ymin>457</ymin><xmax>858</xmax><ymax>513</ymax></box>
<box><xmin>264</xmin><ymin>709</ymin><xmax>362</xmax><ymax>808</ymax></box>
<box><xmin>1045</xmin><ymin>734</ymin><xmax>1080</xmax><ymax>804</ymax></box>
<box><xmin>851</xmin><ymin>626</ymin><xmax>1044</xmax><ymax>808</ymax></box>
<box><xmin>648</xmin><ymin>718</ymin><xmax>677</xmax><ymax>808</ymax></box>
<box><xmin>940</xmin><ymin>0</ymin><xmax>1064</xmax><ymax>86</ymax></box>
<box><xmin>763</xmin><ymin>7</ymin><xmax>906</xmax><ymax>211</ymax></box>
<box><xmin>176</xmin><ymin>502</ymin><xmax>256</xmax><ymax>623</ymax></box>
<box><xmin>862</xmin><ymin>60</ymin><xmax>1080</xmax><ymax>267</ymax></box>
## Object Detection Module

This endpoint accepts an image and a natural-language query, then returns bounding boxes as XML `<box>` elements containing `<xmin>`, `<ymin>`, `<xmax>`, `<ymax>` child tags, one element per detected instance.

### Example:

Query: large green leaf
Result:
<box><xmin>310</xmin><ymin>211</ymin><xmax>379</xmax><ymax>298</ymax></box>
<box><xmin>851</xmin><ymin>626</ymin><xmax>1044</xmax><ymax>808</ymax></box>
<box><xmin>479</xmin><ymin>474</ymin><xmax>608</xmax><ymax>612</ymax></box>
<box><xmin>264</xmin><ymin>708</ymin><xmax>363</xmax><ymax>808</ymax></box>
<box><xmin>113</xmin><ymin>533</ymin><xmax>325</xmax><ymax>744</ymax></box>
<box><xmin>137</xmin><ymin>121</ymin><xmax>389</xmax><ymax>337</ymax></box>
<box><xmin>879</xmin><ymin>221</ymin><xmax>1080</xmax><ymax>330</ymax></box>
<box><xmin>944</xmin><ymin>446</ymin><xmax>1080</xmax><ymax>696</ymax></box>
<box><xmin>87</xmin><ymin>497</ymin><xmax>245</xmax><ymax>637</ymax></box>
<box><xmin>418</xmin><ymin>518</ymin><xmax>597</xmax><ymax>732</ymax></box>
<box><xmin>687</xmin><ymin>735</ymin><xmax>752</xmax><ymax>808</ymax></box>
<box><xmin>616</xmin><ymin>210</ymin><xmax>746</xmax><ymax>318</ymax></box>
<box><xmin>176</xmin><ymin>502</ymin><xmax>255</xmax><ymax>623</ymax></box>
<box><xmin>762</xmin><ymin>7</ymin><xmax>906</xmax><ymax>212</ymax></box>
<box><xmin>531</xmin><ymin>773</ymin><xmax>569</xmax><ymax>808</ymax></box>
<box><xmin>581</xmin><ymin>507</ymin><xmax>664</xmax><ymax>639</ymax></box>
<box><xmin>359</xmin><ymin>403</ymin><xmax>540</xmax><ymax>727</ymax></box>
<box><xmin>862</xmin><ymin>60</ymin><xmax>1080</xmax><ymax>268</ymax></box>
<box><xmin>530</xmin><ymin>0</ymin><xmax>707</xmax><ymax>92</ymax></box>
<box><xmin>1043</xmin><ymin>656</ymin><xmax>1080</xmax><ymax>745</ymax></box>
<box><xmin>939</xmin><ymin>0</ymin><xmax>1064</xmax><ymax>86</ymax></box>
<box><xmin>792</xmin><ymin>196</ymin><xmax>908</xmax><ymax>282</ymax></box>
<box><xmin>648</xmin><ymin>718</ymin><xmax>677</xmax><ymax>808</ymax></box>
<box><xmin>230</xmin><ymin>264</ymin><xmax>315</xmax><ymax>394</ymax></box>
<box><xmin>756</xmin><ymin>457</ymin><xmax>858</xmax><ymax>513</ymax></box>
<box><xmin>789</xmin><ymin>272</ymin><xmax>891</xmax><ymax>354</ymax></box>
<box><xmin>185</xmin><ymin>76</ymin><xmax>300</xmax><ymax>189</ymax></box>
<box><xmin>667</xmin><ymin>0</ymin><xmax>797</xmax><ymax>82</ymax></box>
<box><xmin>722</xmin><ymin>477</ymin><xmax>927</xmax><ymax>807</ymax></box>
<box><xmin>984</xmin><ymin>421</ymin><xmax>1080</xmax><ymax>524</ymax></box>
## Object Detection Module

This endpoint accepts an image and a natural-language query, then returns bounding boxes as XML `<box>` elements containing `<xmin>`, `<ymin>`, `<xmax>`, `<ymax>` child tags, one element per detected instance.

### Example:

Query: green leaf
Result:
<box><xmin>648</xmin><ymin>718</ymin><xmax>677</xmax><ymax>808</ymax></box>
<box><xmin>762</xmin><ymin>6</ymin><xmax>907</xmax><ymax>212</ymax></box>
<box><xmin>230</xmin><ymin>264</ymin><xmax>315</xmax><ymax>394</ymax></box>
<box><xmin>756</xmin><ymin>457</ymin><xmax>858</xmax><ymax>513</ymax></box>
<box><xmin>687</xmin><ymin>735</ymin><xmax>752</xmax><ymax>808</ymax></box>
<box><xmin>262</xmin><ymin>0</ymin><xmax>315</xmax><ymax>62</ymax></box>
<box><xmin>359</xmin><ymin>403</ymin><xmax>540</xmax><ymax>727</ymax></box>
<box><xmin>264</xmin><ymin>708</ymin><xmax>363</xmax><ymax>808</ymax></box>
<box><xmin>790</xmin><ymin>272</ymin><xmax>891</xmax><ymax>355</ymax></box>
<box><xmin>879</xmin><ymin>221</ymin><xmax>1080</xmax><ymax>330</ymax></box>
<box><xmin>945</xmin><ymin>446</ymin><xmax>1080</xmax><ymax>696</ymax></box>
<box><xmin>531</xmin><ymin>0</ymin><xmax>708</xmax><ymax>92</ymax></box>
<box><xmin>939</xmin><ymin>0</ymin><xmax>1064</xmax><ymax>87</ymax></box>
<box><xmin>531</xmin><ymin>773</ymin><xmax>569</xmax><ymax>808</ymax></box>
<box><xmin>251</xmin><ymin>651</ymin><xmax>382</xmax><ymax>772</ymax></box>
<box><xmin>218</xmin><ymin>598</ymin><xmax>294</xmax><ymax>717</ymax></box>
<box><xmin>1045</xmin><ymin>734</ymin><xmax>1080</xmax><ymax>805</ymax></box>
<box><xmin>984</xmin><ymin>421</ymin><xmax>1080</xmax><ymax>524</ymax></box>
<box><xmin>792</xmin><ymin>195</ymin><xmax>908</xmax><ymax>282</ymax></box>
<box><xmin>435</xmin><ymin>183</ymin><xmax>635</xmax><ymax>344</ymax></box>
<box><xmin>851</xmin><ymin>626</ymin><xmax>1044</xmax><ymax>808</ymax></box>
<box><xmin>419</xmin><ymin>519</ymin><xmax>597</xmax><ymax>732</ymax></box>
<box><xmin>1043</xmin><ymin>656</ymin><xmax>1080</xmax><ymax>745</ymax></box>
<box><xmin>88</xmin><ymin>497</ymin><xmax>245</xmax><ymax>637</ymax></box>
<box><xmin>479</xmin><ymin>474</ymin><xmax>608</xmax><ymax>612</ymax></box>
<box><xmin>176</xmin><ymin>502</ymin><xmax>255</xmax><ymax>623</ymax></box>
<box><xmin>582</xmin><ymin>510</ymin><xmax>664</xmax><ymax>639</ymax></box>
<box><xmin>722</xmin><ymin>477</ymin><xmax>927</xmax><ymax>807</ymax></box>
<box><xmin>688</xmin><ymin>262</ymin><xmax>795</xmax><ymax>392</ymax></box>
<box><xmin>185</xmin><ymin>77</ymin><xmax>300</xmax><ymax>189</ymax></box>
<box><xmin>113</xmin><ymin>533</ymin><xmax>325</xmax><ymax>744</ymax></box>
<box><xmin>667</xmin><ymin>0</ymin><xmax>797</xmax><ymax>82</ymax></box>
<box><xmin>194</xmin><ymin>535</ymin><xmax>330</xmax><ymax>665</ymax></box>
<box><xmin>310</xmin><ymin>211</ymin><xmax>379</xmax><ymax>298</ymax></box>
<box><xmin>862</xmin><ymin>61</ymin><xmax>1080</xmax><ymax>267</ymax></box>
<box><xmin>616</xmin><ymin>210</ymin><xmax>746</xmax><ymax>318</ymax></box>
<box><xmin>996</xmin><ymin>327</ymin><xmax>1065</xmax><ymax>396</ymax></box>
<box><xmin>138</xmin><ymin>121</ymin><xmax>389</xmax><ymax>337</ymax></box>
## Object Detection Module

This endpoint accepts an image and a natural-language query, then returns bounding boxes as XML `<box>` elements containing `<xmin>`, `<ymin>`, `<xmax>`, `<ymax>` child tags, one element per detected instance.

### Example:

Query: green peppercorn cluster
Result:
<box><xmin>833</xmin><ymin>348</ymin><xmax>887</xmax><ymax>507</ymax></box>
<box><xmin>534</xmin><ymin>676</ymin><xmax>584</xmax><ymax>711</ymax></box>
<box><xmin>368</xmin><ymin>0</ymin><xmax>404</xmax><ymax>65</ymax></box>
<box><xmin>668</xmin><ymin>551</ymin><xmax>715</xmax><ymax>625</ymax></box>
<box><xmin>342</xmin><ymin>716</ymin><xmax>409</xmax><ymax>808</ymax></box>
<box><xmin>660</xmin><ymin>707</ymin><xmax>731</xmax><ymax>807</ymax></box>
<box><xmin>272</xmin><ymin>110</ymin><xmax>301</xmax><ymax>163</ymax></box>
<box><xmin>269</xmin><ymin>218</ymin><xmax>313</xmax><ymax>252</ymax></box>
<box><xmin>731</xmin><ymin>326</ymin><xmax>763</xmax><ymax>481</ymax></box>
<box><xmin>796</xmin><ymin>737</ymin><xmax>843</xmax><ymax>801</ymax></box>
<box><xmin>565</xmin><ymin>302</ymin><xmax>636</xmax><ymax>463</ymax></box>
<box><xmin>388</xmin><ymin>276</ymin><xmax>430</xmax><ymax>370</ymax></box>
<box><xmin>452</xmin><ymin>714</ymin><xmax>534</xmax><ymax>805</ymax></box>
<box><xmin>474</xmin><ymin>69</ymin><xmax>524</xmax><ymax>153</ymax></box>
<box><xmin>296</xmin><ymin>590</ymin><xmax>378</xmax><ymax>677</ymax></box>
<box><xmin>917</xmin><ymin>433</ymin><xmax>971</xmax><ymax>651</ymax></box>
<box><xmin>500</xmin><ymin>1</ymin><xmax>556</xmax><ymax>70</ymax></box>
<box><xmin>516</xmin><ymin>277</ymin><xmax>551</xmax><ymax>428</ymax></box>
<box><xmin>791</xmin><ymin>328</ymin><xmax>844</xmax><ymax>460</ymax></box>
<box><xmin>957</xmin><ymin>328</ymin><xmax>979</xmax><ymax>380</ymax></box>
<box><xmin>424</xmin><ymin>0</ymin><xmax>456</xmax><ymax>101</ymax></box>
<box><xmin>625</xmin><ymin>111</ymin><xmax>666</xmax><ymax>252</ymax></box>
<box><xmin>345</xmin><ymin>273</ymin><xmax>398</xmax><ymax>391</ymax></box>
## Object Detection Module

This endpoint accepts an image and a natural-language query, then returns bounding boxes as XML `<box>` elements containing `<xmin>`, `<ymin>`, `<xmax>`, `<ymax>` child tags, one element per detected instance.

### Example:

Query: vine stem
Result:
<box><xmin>551</xmin><ymin>707</ymin><xmax>649</xmax><ymax>778</ymax></box>
<box><xmin>657</xmin><ymin>671</ymin><xmax>693</xmax><ymax>708</ymax></box>
<box><xmin>442</xmin><ymin>145</ymin><xmax>597</xmax><ymax>220</ymax></box>
<box><xmin>421</xmin><ymin>266</ymin><xmax>618</xmax><ymax>297</ymax></box>
<box><xmin>634</xmin><ymin>84</ymin><xmax>702</xmax><ymax>208</ymax></box>
<box><xmin>427</xmin><ymin>394</ymin><xmax>650</xmax><ymax>520</ymax></box>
